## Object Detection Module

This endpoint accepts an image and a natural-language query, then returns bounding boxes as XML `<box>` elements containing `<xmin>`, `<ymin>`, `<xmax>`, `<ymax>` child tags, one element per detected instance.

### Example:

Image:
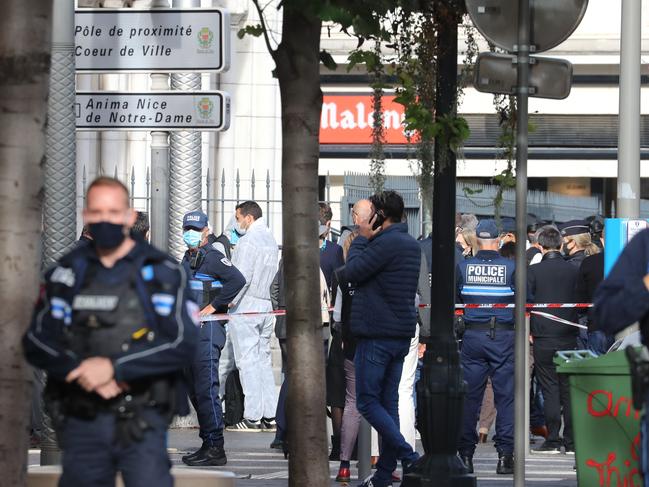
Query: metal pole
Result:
<box><xmin>357</xmin><ymin>419</ymin><xmax>372</xmax><ymax>480</ymax></box>
<box><xmin>147</xmin><ymin>0</ymin><xmax>171</xmax><ymax>251</ymax></box>
<box><xmin>41</xmin><ymin>0</ymin><xmax>77</xmax><ymax>466</ymax></box>
<box><xmin>514</xmin><ymin>0</ymin><xmax>531</xmax><ymax>485</ymax></box>
<box><xmin>617</xmin><ymin>0</ymin><xmax>642</xmax><ymax>218</ymax></box>
<box><xmin>150</xmin><ymin>128</ymin><xmax>170</xmax><ymax>250</ymax></box>
<box><xmin>168</xmin><ymin>0</ymin><xmax>202</xmax><ymax>259</ymax></box>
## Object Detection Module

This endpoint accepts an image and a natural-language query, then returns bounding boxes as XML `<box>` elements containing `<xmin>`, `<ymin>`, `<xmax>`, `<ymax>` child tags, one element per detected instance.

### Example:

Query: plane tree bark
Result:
<box><xmin>0</xmin><ymin>1</ymin><xmax>53</xmax><ymax>485</ymax></box>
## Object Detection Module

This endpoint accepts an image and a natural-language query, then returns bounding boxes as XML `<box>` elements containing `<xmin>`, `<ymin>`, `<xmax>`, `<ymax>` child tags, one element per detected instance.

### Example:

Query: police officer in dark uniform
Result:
<box><xmin>23</xmin><ymin>177</ymin><xmax>198</xmax><ymax>487</ymax></box>
<box><xmin>179</xmin><ymin>210</ymin><xmax>245</xmax><ymax>466</ymax></box>
<box><xmin>558</xmin><ymin>220</ymin><xmax>592</xmax><ymax>267</ymax></box>
<box><xmin>594</xmin><ymin>227</ymin><xmax>649</xmax><ymax>481</ymax></box>
<box><xmin>456</xmin><ymin>219</ymin><xmax>516</xmax><ymax>475</ymax></box>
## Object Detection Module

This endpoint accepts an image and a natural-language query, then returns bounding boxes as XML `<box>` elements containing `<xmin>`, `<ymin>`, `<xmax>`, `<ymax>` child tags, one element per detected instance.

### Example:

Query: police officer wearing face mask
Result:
<box><xmin>558</xmin><ymin>220</ymin><xmax>592</xmax><ymax>267</ymax></box>
<box><xmin>23</xmin><ymin>177</ymin><xmax>199</xmax><ymax>487</ymax></box>
<box><xmin>456</xmin><ymin>219</ymin><xmax>516</xmax><ymax>475</ymax></box>
<box><xmin>180</xmin><ymin>210</ymin><xmax>246</xmax><ymax>466</ymax></box>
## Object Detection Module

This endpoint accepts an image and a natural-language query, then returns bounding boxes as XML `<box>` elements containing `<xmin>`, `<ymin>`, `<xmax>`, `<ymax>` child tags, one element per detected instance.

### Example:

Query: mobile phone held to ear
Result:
<box><xmin>372</xmin><ymin>211</ymin><xmax>386</xmax><ymax>230</ymax></box>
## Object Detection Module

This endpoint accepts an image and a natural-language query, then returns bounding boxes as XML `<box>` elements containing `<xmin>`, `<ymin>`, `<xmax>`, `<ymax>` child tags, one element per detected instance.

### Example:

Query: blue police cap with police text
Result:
<box><xmin>476</xmin><ymin>219</ymin><xmax>499</xmax><ymax>239</ymax></box>
<box><xmin>183</xmin><ymin>210</ymin><xmax>208</xmax><ymax>229</ymax></box>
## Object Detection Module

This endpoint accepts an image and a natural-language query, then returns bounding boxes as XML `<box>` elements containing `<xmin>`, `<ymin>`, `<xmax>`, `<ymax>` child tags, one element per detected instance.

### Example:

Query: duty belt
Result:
<box><xmin>465</xmin><ymin>317</ymin><xmax>514</xmax><ymax>339</ymax></box>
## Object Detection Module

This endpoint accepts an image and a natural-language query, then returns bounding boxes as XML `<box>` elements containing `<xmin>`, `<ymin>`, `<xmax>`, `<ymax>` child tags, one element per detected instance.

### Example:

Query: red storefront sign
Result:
<box><xmin>320</xmin><ymin>94</ymin><xmax>408</xmax><ymax>145</ymax></box>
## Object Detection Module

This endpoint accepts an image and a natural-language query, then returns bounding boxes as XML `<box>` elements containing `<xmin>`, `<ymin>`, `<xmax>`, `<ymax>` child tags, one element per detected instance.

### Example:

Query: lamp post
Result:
<box><xmin>402</xmin><ymin>3</ymin><xmax>475</xmax><ymax>485</ymax></box>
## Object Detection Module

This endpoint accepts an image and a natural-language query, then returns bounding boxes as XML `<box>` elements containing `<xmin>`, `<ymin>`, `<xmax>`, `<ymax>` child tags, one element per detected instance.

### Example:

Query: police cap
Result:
<box><xmin>183</xmin><ymin>210</ymin><xmax>208</xmax><ymax>230</ymax></box>
<box><xmin>476</xmin><ymin>219</ymin><xmax>499</xmax><ymax>239</ymax></box>
<box><xmin>558</xmin><ymin>220</ymin><xmax>589</xmax><ymax>237</ymax></box>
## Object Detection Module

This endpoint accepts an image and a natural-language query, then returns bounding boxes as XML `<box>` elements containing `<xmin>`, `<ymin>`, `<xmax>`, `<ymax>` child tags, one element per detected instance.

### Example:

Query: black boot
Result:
<box><xmin>181</xmin><ymin>443</ymin><xmax>208</xmax><ymax>463</ymax></box>
<box><xmin>329</xmin><ymin>435</ymin><xmax>341</xmax><ymax>461</ymax></box>
<box><xmin>183</xmin><ymin>445</ymin><xmax>227</xmax><ymax>467</ymax></box>
<box><xmin>497</xmin><ymin>454</ymin><xmax>514</xmax><ymax>475</ymax></box>
<box><xmin>460</xmin><ymin>455</ymin><xmax>474</xmax><ymax>474</ymax></box>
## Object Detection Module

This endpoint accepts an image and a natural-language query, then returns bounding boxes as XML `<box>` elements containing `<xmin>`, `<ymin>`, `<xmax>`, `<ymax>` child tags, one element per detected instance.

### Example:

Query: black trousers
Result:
<box><xmin>533</xmin><ymin>337</ymin><xmax>577</xmax><ymax>449</ymax></box>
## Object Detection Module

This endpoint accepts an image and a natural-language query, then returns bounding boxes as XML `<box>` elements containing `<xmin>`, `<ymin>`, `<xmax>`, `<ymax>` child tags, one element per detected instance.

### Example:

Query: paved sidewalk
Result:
<box><xmin>27</xmin><ymin>429</ymin><xmax>577</xmax><ymax>486</ymax></box>
<box><xmin>167</xmin><ymin>429</ymin><xmax>578</xmax><ymax>486</ymax></box>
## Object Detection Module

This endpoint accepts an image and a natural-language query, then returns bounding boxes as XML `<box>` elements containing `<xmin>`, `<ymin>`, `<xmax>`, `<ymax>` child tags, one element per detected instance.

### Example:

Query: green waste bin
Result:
<box><xmin>556</xmin><ymin>350</ymin><xmax>642</xmax><ymax>487</ymax></box>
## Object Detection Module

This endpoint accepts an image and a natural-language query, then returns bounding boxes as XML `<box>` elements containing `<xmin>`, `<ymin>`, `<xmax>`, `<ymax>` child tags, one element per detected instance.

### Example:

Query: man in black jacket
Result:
<box><xmin>343</xmin><ymin>191</ymin><xmax>421</xmax><ymax>487</ymax></box>
<box><xmin>527</xmin><ymin>226</ymin><xmax>579</xmax><ymax>454</ymax></box>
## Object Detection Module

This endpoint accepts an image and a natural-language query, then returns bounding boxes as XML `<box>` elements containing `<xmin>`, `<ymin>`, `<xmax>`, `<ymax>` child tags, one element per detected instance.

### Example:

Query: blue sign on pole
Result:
<box><xmin>604</xmin><ymin>218</ymin><xmax>649</xmax><ymax>276</ymax></box>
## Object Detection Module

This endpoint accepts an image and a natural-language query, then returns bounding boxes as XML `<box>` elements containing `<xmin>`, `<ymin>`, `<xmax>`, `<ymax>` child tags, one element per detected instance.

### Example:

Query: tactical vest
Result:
<box><xmin>187</xmin><ymin>247</ymin><xmax>224</xmax><ymax>310</ymax></box>
<box><xmin>458</xmin><ymin>251</ymin><xmax>516</xmax><ymax>325</ymax></box>
<box><xmin>67</xmin><ymin>261</ymin><xmax>149</xmax><ymax>358</ymax></box>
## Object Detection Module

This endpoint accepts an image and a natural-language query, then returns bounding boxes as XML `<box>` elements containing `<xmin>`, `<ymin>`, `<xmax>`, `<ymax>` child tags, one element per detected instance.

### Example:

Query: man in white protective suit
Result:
<box><xmin>225</xmin><ymin>201</ymin><xmax>280</xmax><ymax>431</ymax></box>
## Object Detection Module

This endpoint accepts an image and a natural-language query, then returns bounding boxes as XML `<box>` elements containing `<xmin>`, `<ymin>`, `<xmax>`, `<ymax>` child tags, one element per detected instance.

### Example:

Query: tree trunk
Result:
<box><xmin>275</xmin><ymin>6</ymin><xmax>330</xmax><ymax>487</ymax></box>
<box><xmin>0</xmin><ymin>1</ymin><xmax>53</xmax><ymax>485</ymax></box>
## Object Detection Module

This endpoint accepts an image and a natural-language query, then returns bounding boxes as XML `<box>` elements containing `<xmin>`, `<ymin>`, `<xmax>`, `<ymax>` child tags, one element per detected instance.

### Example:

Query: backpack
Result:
<box><xmin>223</xmin><ymin>370</ymin><xmax>245</xmax><ymax>426</ymax></box>
<box><xmin>211</xmin><ymin>233</ymin><xmax>232</xmax><ymax>260</ymax></box>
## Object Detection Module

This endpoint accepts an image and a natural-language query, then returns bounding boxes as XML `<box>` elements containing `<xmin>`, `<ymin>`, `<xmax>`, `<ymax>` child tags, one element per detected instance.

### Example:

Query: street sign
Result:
<box><xmin>75</xmin><ymin>9</ymin><xmax>230</xmax><ymax>72</ymax></box>
<box><xmin>465</xmin><ymin>0</ymin><xmax>588</xmax><ymax>53</ymax></box>
<box><xmin>76</xmin><ymin>91</ymin><xmax>230</xmax><ymax>131</ymax></box>
<box><xmin>474</xmin><ymin>52</ymin><xmax>573</xmax><ymax>99</ymax></box>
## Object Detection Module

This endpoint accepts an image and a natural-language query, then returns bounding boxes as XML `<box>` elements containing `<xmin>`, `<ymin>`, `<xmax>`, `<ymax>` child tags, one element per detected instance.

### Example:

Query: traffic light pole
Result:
<box><xmin>514</xmin><ymin>0</ymin><xmax>531</xmax><ymax>486</ymax></box>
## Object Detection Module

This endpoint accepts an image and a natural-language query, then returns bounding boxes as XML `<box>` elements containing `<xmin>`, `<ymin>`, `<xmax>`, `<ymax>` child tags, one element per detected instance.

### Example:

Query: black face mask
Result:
<box><xmin>89</xmin><ymin>222</ymin><xmax>126</xmax><ymax>250</ymax></box>
<box><xmin>561</xmin><ymin>242</ymin><xmax>572</xmax><ymax>256</ymax></box>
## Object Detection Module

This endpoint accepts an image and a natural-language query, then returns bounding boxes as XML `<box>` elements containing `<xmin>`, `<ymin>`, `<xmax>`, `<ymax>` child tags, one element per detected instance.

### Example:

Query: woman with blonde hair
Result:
<box><xmin>559</xmin><ymin>220</ymin><xmax>599</xmax><ymax>267</ymax></box>
<box><xmin>457</xmin><ymin>227</ymin><xmax>478</xmax><ymax>258</ymax></box>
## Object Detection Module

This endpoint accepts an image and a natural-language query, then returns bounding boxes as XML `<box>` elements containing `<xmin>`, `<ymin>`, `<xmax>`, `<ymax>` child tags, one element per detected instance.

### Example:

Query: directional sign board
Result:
<box><xmin>474</xmin><ymin>53</ymin><xmax>573</xmax><ymax>99</ymax></box>
<box><xmin>76</xmin><ymin>91</ymin><xmax>230</xmax><ymax>131</ymax></box>
<box><xmin>75</xmin><ymin>9</ymin><xmax>230</xmax><ymax>72</ymax></box>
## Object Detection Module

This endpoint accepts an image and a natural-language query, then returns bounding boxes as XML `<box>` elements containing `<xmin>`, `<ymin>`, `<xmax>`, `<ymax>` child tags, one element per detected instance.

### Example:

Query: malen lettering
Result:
<box><xmin>321</xmin><ymin>102</ymin><xmax>405</xmax><ymax>131</ymax></box>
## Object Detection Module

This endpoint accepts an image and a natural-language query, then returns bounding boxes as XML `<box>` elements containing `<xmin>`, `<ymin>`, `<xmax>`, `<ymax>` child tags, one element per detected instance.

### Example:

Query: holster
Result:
<box><xmin>45</xmin><ymin>376</ymin><xmax>175</xmax><ymax>446</ymax></box>
<box><xmin>454</xmin><ymin>315</ymin><xmax>465</xmax><ymax>340</ymax></box>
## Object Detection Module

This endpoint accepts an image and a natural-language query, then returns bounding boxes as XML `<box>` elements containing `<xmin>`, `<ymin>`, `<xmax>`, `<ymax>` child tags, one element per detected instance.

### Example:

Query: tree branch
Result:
<box><xmin>251</xmin><ymin>0</ymin><xmax>277</xmax><ymax>61</ymax></box>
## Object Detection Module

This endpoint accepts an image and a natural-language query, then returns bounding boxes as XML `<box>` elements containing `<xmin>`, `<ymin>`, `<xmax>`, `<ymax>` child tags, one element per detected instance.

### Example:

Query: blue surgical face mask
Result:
<box><xmin>230</xmin><ymin>228</ymin><xmax>241</xmax><ymax>245</ymax></box>
<box><xmin>183</xmin><ymin>229</ymin><xmax>203</xmax><ymax>248</ymax></box>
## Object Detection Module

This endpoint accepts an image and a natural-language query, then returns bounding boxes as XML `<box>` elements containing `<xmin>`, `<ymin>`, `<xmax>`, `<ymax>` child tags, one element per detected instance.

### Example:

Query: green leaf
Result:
<box><xmin>237</xmin><ymin>24</ymin><xmax>264</xmax><ymax>39</ymax></box>
<box><xmin>320</xmin><ymin>50</ymin><xmax>338</xmax><ymax>71</ymax></box>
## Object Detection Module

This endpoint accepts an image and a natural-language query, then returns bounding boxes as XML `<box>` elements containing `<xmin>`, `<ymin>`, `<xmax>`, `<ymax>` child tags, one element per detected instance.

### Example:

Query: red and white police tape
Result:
<box><xmin>199</xmin><ymin>303</ymin><xmax>593</xmax><ymax>328</ymax></box>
